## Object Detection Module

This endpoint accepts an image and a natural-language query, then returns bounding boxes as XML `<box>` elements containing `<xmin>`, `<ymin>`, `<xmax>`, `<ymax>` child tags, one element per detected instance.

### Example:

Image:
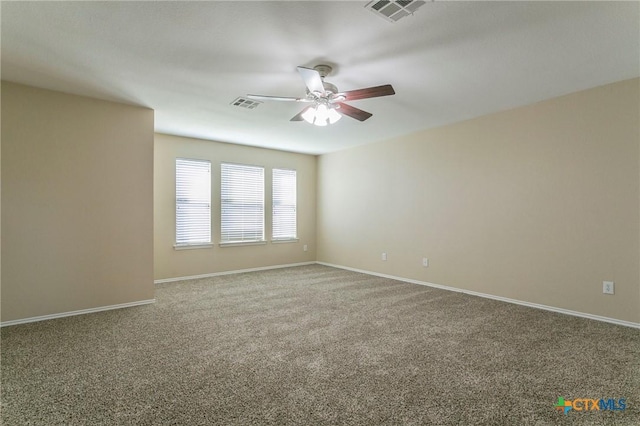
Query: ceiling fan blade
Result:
<box><xmin>336</xmin><ymin>102</ymin><xmax>373</xmax><ymax>122</ymax></box>
<box><xmin>290</xmin><ymin>106</ymin><xmax>313</xmax><ymax>121</ymax></box>
<box><xmin>340</xmin><ymin>84</ymin><xmax>395</xmax><ymax>102</ymax></box>
<box><xmin>297</xmin><ymin>66</ymin><xmax>325</xmax><ymax>94</ymax></box>
<box><xmin>247</xmin><ymin>94</ymin><xmax>312</xmax><ymax>102</ymax></box>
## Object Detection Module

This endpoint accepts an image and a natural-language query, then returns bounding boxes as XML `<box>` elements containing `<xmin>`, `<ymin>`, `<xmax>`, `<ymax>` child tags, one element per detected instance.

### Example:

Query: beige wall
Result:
<box><xmin>1</xmin><ymin>82</ymin><xmax>155</xmax><ymax>322</ymax></box>
<box><xmin>154</xmin><ymin>133</ymin><xmax>316</xmax><ymax>280</ymax></box>
<box><xmin>3</xmin><ymin>78</ymin><xmax>637</xmax><ymax>324</ymax></box>
<box><xmin>318</xmin><ymin>78</ymin><xmax>640</xmax><ymax>323</ymax></box>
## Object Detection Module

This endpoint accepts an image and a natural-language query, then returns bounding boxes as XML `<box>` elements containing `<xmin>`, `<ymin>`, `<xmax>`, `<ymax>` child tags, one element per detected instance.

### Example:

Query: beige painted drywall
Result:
<box><xmin>154</xmin><ymin>133</ymin><xmax>317</xmax><ymax>280</ymax></box>
<box><xmin>1</xmin><ymin>83</ymin><xmax>3</xmax><ymax>323</ymax></box>
<box><xmin>1</xmin><ymin>82</ymin><xmax>155</xmax><ymax>322</ymax></box>
<box><xmin>318</xmin><ymin>78</ymin><xmax>640</xmax><ymax>324</ymax></box>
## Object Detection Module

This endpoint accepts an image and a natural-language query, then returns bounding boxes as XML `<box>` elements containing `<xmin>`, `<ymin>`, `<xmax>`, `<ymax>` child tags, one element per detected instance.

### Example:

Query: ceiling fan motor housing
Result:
<box><xmin>305</xmin><ymin>80</ymin><xmax>338</xmax><ymax>96</ymax></box>
<box><xmin>322</xmin><ymin>81</ymin><xmax>338</xmax><ymax>95</ymax></box>
<box><xmin>312</xmin><ymin>65</ymin><xmax>338</xmax><ymax>95</ymax></box>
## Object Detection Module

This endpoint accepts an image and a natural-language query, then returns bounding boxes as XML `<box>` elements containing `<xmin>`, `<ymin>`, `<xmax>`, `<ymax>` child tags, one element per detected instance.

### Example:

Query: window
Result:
<box><xmin>221</xmin><ymin>163</ymin><xmax>265</xmax><ymax>244</ymax></box>
<box><xmin>272</xmin><ymin>168</ymin><xmax>297</xmax><ymax>240</ymax></box>
<box><xmin>175</xmin><ymin>158</ymin><xmax>211</xmax><ymax>247</ymax></box>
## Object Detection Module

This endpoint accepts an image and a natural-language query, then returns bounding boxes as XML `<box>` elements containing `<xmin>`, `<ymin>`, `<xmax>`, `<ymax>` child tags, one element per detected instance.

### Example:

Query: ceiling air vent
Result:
<box><xmin>365</xmin><ymin>0</ymin><xmax>428</xmax><ymax>22</ymax></box>
<box><xmin>231</xmin><ymin>97</ymin><xmax>261</xmax><ymax>109</ymax></box>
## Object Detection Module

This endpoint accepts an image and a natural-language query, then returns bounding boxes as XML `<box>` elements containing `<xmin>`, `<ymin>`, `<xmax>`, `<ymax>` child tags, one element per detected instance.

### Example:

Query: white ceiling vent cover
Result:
<box><xmin>231</xmin><ymin>97</ymin><xmax>262</xmax><ymax>109</ymax></box>
<box><xmin>365</xmin><ymin>0</ymin><xmax>428</xmax><ymax>22</ymax></box>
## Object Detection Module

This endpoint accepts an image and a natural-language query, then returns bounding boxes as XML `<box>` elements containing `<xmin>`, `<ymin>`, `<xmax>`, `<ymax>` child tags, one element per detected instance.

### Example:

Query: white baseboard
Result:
<box><xmin>0</xmin><ymin>299</ymin><xmax>156</xmax><ymax>328</ymax></box>
<box><xmin>8</xmin><ymin>262</ymin><xmax>636</xmax><ymax>330</ymax></box>
<box><xmin>317</xmin><ymin>262</ymin><xmax>640</xmax><ymax>330</ymax></box>
<box><xmin>154</xmin><ymin>261</ymin><xmax>317</xmax><ymax>284</ymax></box>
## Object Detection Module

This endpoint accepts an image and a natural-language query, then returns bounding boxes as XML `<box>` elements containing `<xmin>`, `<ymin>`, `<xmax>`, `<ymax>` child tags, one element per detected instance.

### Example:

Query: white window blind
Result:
<box><xmin>221</xmin><ymin>163</ymin><xmax>265</xmax><ymax>243</ymax></box>
<box><xmin>176</xmin><ymin>158</ymin><xmax>211</xmax><ymax>246</ymax></box>
<box><xmin>272</xmin><ymin>168</ymin><xmax>297</xmax><ymax>240</ymax></box>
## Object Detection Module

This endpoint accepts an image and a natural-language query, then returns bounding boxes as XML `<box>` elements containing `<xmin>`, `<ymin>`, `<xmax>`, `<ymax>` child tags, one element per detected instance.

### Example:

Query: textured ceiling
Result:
<box><xmin>2</xmin><ymin>1</ymin><xmax>639</xmax><ymax>155</ymax></box>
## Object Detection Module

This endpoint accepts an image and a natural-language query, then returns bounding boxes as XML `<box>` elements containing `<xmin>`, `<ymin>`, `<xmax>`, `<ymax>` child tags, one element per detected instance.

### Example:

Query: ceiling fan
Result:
<box><xmin>247</xmin><ymin>65</ymin><xmax>395</xmax><ymax>126</ymax></box>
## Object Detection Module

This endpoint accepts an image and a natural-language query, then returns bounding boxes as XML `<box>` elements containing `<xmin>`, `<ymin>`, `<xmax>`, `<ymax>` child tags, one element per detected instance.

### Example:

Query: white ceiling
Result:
<box><xmin>2</xmin><ymin>1</ymin><xmax>638</xmax><ymax>155</ymax></box>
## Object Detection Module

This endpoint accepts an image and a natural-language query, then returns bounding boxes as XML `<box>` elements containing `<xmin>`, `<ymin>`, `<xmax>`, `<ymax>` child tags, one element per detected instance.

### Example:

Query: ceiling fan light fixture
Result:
<box><xmin>327</xmin><ymin>107</ymin><xmax>342</xmax><ymax>124</ymax></box>
<box><xmin>315</xmin><ymin>104</ymin><xmax>329</xmax><ymax>124</ymax></box>
<box><xmin>302</xmin><ymin>104</ymin><xmax>342</xmax><ymax>126</ymax></box>
<box><xmin>301</xmin><ymin>107</ymin><xmax>316</xmax><ymax>124</ymax></box>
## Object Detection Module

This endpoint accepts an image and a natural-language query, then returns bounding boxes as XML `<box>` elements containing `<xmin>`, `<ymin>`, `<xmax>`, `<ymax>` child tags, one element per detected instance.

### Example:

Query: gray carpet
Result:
<box><xmin>1</xmin><ymin>264</ymin><xmax>639</xmax><ymax>425</ymax></box>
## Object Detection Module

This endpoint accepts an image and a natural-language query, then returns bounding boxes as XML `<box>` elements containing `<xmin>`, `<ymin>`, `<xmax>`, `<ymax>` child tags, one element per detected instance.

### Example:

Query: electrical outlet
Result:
<box><xmin>381</xmin><ymin>252</ymin><xmax>387</xmax><ymax>261</ymax></box>
<box><xmin>303</xmin><ymin>244</ymin><xmax>308</xmax><ymax>252</ymax></box>
<box><xmin>422</xmin><ymin>258</ymin><xmax>429</xmax><ymax>267</ymax></box>
<box><xmin>603</xmin><ymin>281</ymin><xmax>614</xmax><ymax>295</ymax></box>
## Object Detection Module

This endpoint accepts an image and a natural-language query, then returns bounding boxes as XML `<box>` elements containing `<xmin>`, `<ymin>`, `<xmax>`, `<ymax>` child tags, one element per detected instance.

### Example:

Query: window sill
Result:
<box><xmin>174</xmin><ymin>243</ymin><xmax>214</xmax><ymax>250</ymax></box>
<box><xmin>271</xmin><ymin>238</ymin><xmax>299</xmax><ymax>244</ymax></box>
<box><xmin>219</xmin><ymin>240</ymin><xmax>267</xmax><ymax>248</ymax></box>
